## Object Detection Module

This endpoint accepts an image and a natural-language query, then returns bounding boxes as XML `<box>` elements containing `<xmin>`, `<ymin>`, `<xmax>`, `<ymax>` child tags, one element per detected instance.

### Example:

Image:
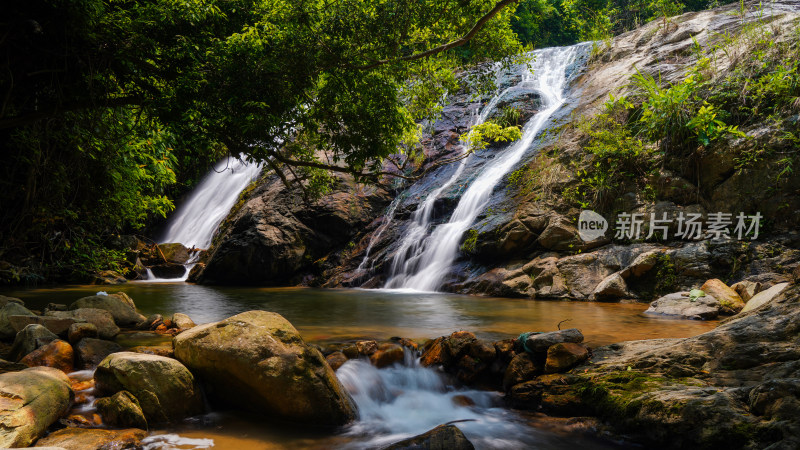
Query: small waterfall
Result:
<box><xmin>385</xmin><ymin>44</ymin><xmax>591</xmax><ymax>292</ymax></box>
<box><xmin>151</xmin><ymin>154</ymin><xmax>262</xmax><ymax>280</ymax></box>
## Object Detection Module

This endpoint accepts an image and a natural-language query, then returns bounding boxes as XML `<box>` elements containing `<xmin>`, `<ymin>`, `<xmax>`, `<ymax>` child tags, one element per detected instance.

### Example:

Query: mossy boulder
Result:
<box><xmin>0</xmin><ymin>302</ymin><xmax>36</xmax><ymax>340</ymax></box>
<box><xmin>8</xmin><ymin>324</ymin><xmax>58</xmax><ymax>361</ymax></box>
<box><xmin>173</xmin><ymin>310</ymin><xmax>357</xmax><ymax>426</ymax></box>
<box><xmin>69</xmin><ymin>294</ymin><xmax>146</xmax><ymax>327</ymax></box>
<box><xmin>0</xmin><ymin>367</ymin><xmax>73</xmax><ymax>448</ymax></box>
<box><xmin>94</xmin><ymin>352</ymin><xmax>203</xmax><ymax>424</ymax></box>
<box><xmin>48</xmin><ymin>308</ymin><xmax>120</xmax><ymax>339</ymax></box>
<box><xmin>95</xmin><ymin>390</ymin><xmax>148</xmax><ymax>429</ymax></box>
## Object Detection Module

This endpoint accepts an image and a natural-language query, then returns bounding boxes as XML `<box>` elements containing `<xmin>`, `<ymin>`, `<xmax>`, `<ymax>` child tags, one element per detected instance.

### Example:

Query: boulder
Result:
<box><xmin>69</xmin><ymin>294</ymin><xmax>146</xmax><ymax>327</ymax></box>
<box><xmin>370</xmin><ymin>343</ymin><xmax>405</xmax><ymax>368</ymax></box>
<box><xmin>0</xmin><ymin>358</ymin><xmax>27</xmax><ymax>374</ymax></box>
<box><xmin>75</xmin><ymin>338</ymin><xmax>122</xmax><ymax>369</ymax></box>
<box><xmin>0</xmin><ymin>367</ymin><xmax>73</xmax><ymax>448</ymax></box>
<box><xmin>326</xmin><ymin>351</ymin><xmax>348</xmax><ymax>371</ymax></box>
<box><xmin>0</xmin><ymin>302</ymin><xmax>36</xmax><ymax>340</ymax></box>
<box><xmin>94</xmin><ymin>352</ymin><xmax>203</xmax><ymax>424</ymax></box>
<box><xmin>356</xmin><ymin>340</ymin><xmax>378</xmax><ymax>356</ymax></box>
<box><xmin>47</xmin><ymin>308</ymin><xmax>120</xmax><ymax>339</ymax></box>
<box><xmin>67</xmin><ymin>322</ymin><xmax>98</xmax><ymax>344</ymax></box>
<box><xmin>8</xmin><ymin>315</ymin><xmax>78</xmax><ymax>337</ymax></box>
<box><xmin>383</xmin><ymin>424</ymin><xmax>475</xmax><ymax>450</ymax></box>
<box><xmin>645</xmin><ymin>292</ymin><xmax>720</xmax><ymax>320</ymax></box>
<box><xmin>544</xmin><ymin>343</ymin><xmax>589</xmax><ymax>373</ymax></box>
<box><xmin>95</xmin><ymin>390</ymin><xmax>148</xmax><ymax>429</ymax></box>
<box><xmin>731</xmin><ymin>280</ymin><xmax>761</xmax><ymax>302</ymax></box>
<box><xmin>524</xmin><ymin>328</ymin><xmax>584</xmax><ymax>353</ymax></box>
<box><xmin>157</xmin><ymin>243</ymin><xmax>191</xmax><ymax>264</ymax></box>
<box><xmin>741</xmin><ymin>283</ymin><xmax>790</xmax><ymax>314</ymax></box>
<box><xmin>503</xmin><ymin>353</ymin><xmax>537</xmax><ymax>391</ymax></box>
<box><xmin>420</xmin><ymin>337</ymin><xmax>449</xmax><ymax>367</ymax></box>
<box><xmin>537</xmin><ymin>216</ymin><xmax>580</xmax><ymax>251</ymax></box>
<box><xmin>171</xmin><ymin>313</ymin><xmax>196</xmax><ymax>329</ymax></box>
<box><xmin>19</xmin><ymin>339</ymin><xmax>74</xmax><ymax>373</ymax></box>
<box><xmin>8</xmin><ymin>324</ymin><xmax>58</xmax><ymax>361</ymax></box>
<box><xmin>33</xmin><ymin>427</ymin><xmax>146</xmax><ymax>449</ymax></box>
<box><xmin>591</xmin><ymin>273</ymin><xmax>631</xmax><ymax>300</ymax></box>
<box><xmin>701</xmin><ymin>279</ymin><xmax>745</xmax><ymax>313</ymax></box>
<box><xmin>130</xmin><ymin>345</ymin><xmax>174</xmax><ymax>358</ymax></box>
<box><xmin>173</xmin><ymin>311</ymin><xmax>356</xmax><ymax>426</ymax></box>
<box><xmin>44</xmin><ymin>302</ymin><xmax>68</xmax><ymax>313</ymax></box>
<box><xmin>0</xmin><ymin>295</ymin><xmax>24</xmax><ymax>307</ymax></box>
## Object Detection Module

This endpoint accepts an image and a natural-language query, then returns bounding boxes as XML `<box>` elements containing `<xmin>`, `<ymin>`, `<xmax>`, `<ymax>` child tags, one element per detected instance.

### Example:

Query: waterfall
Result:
<box><xmin>384</xmin><ymin>44</ymin><xmax>590</xmax><ymax>292</ymax></box>
<box><xmin>149</xmin><ymin>154</ymin><xmax>262</xmax><ymax>280</ymax></box>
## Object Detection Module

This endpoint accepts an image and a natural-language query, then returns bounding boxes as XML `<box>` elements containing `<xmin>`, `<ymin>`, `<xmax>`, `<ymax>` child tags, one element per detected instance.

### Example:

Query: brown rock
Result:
<box><xmin>130</xmin><ymin>345</ymin><xmax>174</xmax><ymax>358</ymax></box>
<box><xmin>8</xmin><ymin>315</ymin><xmax>77</xmax><ymax>337</ymax></box>
<box><xmin>503</xmin><ymin>353</ymin><xmax>537</xmax><ymax>391</ymax></box>
<box><xmin>67</xmin><ymin>322</ymin><xmax>98</xmax><ymax>344</ymax></box>
<box><xmin>95</xmin><ymin>390</ymin><xmax>148</xmax><ymax>429</ymax></box>
<box><xmin>420</xmin><ymin>337</ymin><xmax>449</xmax><ymax>367</ymax></box>
<box><xmin>701</xmin><ymin>279</ymin><xmax>745</xmax><ymax>314</ymax></box>
<box><xmin>19</xmin><ymin>339</ymin><xmax>74</xmax><ymax>373</ymax></box>
<box><xmin>731</xmin><ymin>280</ymin><xmax>761</xmax><ymax>302</ymax></box>
<box><xmin>446</xmin><ymin>331</ymin><xmax>477</xmax><ymax>358</ymax></box>
<box><xmin>370</xmin><ymin>343</ymin><xmax>405</xmax><ymax>368</ymax></box>
<box><xmin>544</xmin><ymin>343</ymin><xmax>589</xmax><ymax>374</ymax></box>
<box><xmin>75</xmin><ymin>338</ymin><xmax>123</xmax><ymax>369</ymax></box>
<box><xmin>33</xmin><ymin>427</ymin><xmax>146</xmax><ymax>449</ymax></box>
<box><xmin>524</xmin><ymin>328</ymin><xmax>584</xmax><ymax>353</ymax></box>
<box><xmin>326</xmin><ymin>351</ymin><xmax>348</xmax><ymax>371</ymax></box>
<box><xmin>383</xmin><ymin>424</ymin><xmax>475</xmax><ymax>450</ymax></box>
<box><xmin>342</xmin><ymin>344</ymin><xmax>359</xmax><ymax>359</ymax></box>
<box><xmin>452</xmin><ymin>394</ymin><xmax>476</xmax><ymax>407</ymax></box>
<box><xmin>356</xmin><ymin>340</ymin><xmax>378</xmax><ymax>356</ymax></box>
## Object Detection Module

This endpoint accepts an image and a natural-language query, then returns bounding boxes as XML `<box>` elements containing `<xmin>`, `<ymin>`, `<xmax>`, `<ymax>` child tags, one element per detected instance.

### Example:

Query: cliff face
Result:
<box><xmin>195</xmin><ymin>1</ymin><xmax>800</xmax><ymax>292</ymax></box>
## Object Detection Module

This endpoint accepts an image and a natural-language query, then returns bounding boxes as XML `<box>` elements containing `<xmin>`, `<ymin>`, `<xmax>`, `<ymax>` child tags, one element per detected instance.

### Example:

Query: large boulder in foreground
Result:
<box><xmin>173</xmin><ymin>310</ymin><xmax>357</xmax><ymax>426</ymax></box>
<box><xmin>69</xmin><ymin>294</ymin><xmax>146</xmax><ymax>327</ymax></box>
<box><xmin>0</xmin><ymin>367</ymin><xmax>73</xmax><ymax>448</ymax></box>
<box><xmin>383</xmin><ymin>424</ymin><xmax>475</xmax><ymax>450</ymax></box>
<box><xmin>94</xmin><ymin>352</ymin><xmax>203</xmax><ymax>424</ymax></box>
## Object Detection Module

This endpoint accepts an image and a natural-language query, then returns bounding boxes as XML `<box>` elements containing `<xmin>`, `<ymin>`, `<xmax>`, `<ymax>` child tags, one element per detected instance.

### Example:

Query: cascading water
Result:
<box><xmin>385</xmin><ymin>43</ymin><xmax>591</xmax><ymax>291</ymax></box>
<box><xmin>149</xmin><ymin>154</ymin><xmax>262</xmax><ymax>280</ymax></box>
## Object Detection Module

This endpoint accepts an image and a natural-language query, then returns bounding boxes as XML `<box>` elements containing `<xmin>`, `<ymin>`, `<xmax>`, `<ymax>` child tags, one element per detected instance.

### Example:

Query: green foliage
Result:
<box><xmin>653</xmin><ymin>253</ymin><xmax>678</xmax><ymax>295</ymax></box>
<box><xmin>461</xmin><ymin>121</ymin><xmax>524</xmax><ymax>151</ymax></box>
<box><xmin>461</xmin><ymin>229</ymin><xmax>479</xmax><ymax>253</ymax></box>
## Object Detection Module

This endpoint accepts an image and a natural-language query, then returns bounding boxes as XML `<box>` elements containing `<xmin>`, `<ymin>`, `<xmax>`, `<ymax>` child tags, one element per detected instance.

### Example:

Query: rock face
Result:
<box><xmin>383</xmin><ymin>424</ymin><xmax>475</xmax><ymax>450</ymax></box>
<box><xmin>69</xmin><ymin>294</ymin><xmax>146</xmax><ymax>326</ymax></box>
<box><xmin>0</xmin><ymin>367</ymin><xmax>73</xmax><ymax>448</ymax></box>
<box><xmin>645</xmin><ymin>292</ymin><xmax>720</xmax><ymax>320</ymax></box>
<box><xmin>95</xmin><ymin>390</ymin><xmax>148</xmax><ymax>429</ymax></box>
<box><xmin>94</xmin><ymin>352</ymin><xmax>203</xmax><ymax>424</ymax></box>
<box><xmin>33</xmin><ymin>427</ymin><xmax>147</xmax><ymax>449</ymax></box>
<box><xmin>173</xmin><ymin>311</ymin><xmax>356</xmax><ymax>426</ymax></box>
<box><xmin>48</xmin><ymin>308</ymin><xmax>120</xmax><ymax>339</ymax></box>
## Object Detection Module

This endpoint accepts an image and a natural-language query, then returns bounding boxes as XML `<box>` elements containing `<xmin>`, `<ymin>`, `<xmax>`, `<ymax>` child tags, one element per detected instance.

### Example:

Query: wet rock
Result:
<box><xmin>446</xmin><ymin>331</ymin><xmax>477</xmax><ymax>358</ymax></box>
<box><xmin>326</xmin><ymin>351</ymin><xmax>348</xmax><ymax>371</ymax></box>
<box><xmin>137</xmin><ymin>313</ymin><xmax>163</xmax><ymax>330</ymax></box>
<box><xmin>420</xmin><ymin>337</ymin><xmax>449</xmax><ymax>367</ymax></box>
<box><xmin>173</xmin><ymin>311</ymin><xmax>356</xmax><ymax>426</ymax></box>
<box><xmin>67</xmin><ymin>322</ymin><xmax>98</xmax><ymax>344</ymax></box>
<box><xmin>47</xmin><ymin>308</ymin><xmax>119</xmax><ymax>340</ymax></box>
<box><xmin>156</xmin><ymin>242</ymin><xmax>191</xmax><ymax>264</ymax></box>
<box><xmin>731</xmin><ymin>280</ymin><xmax>761</xmax><ymax>302</ymax></box>
<box><xmin>452</xmin><ymin>394</ymin><xmax>476</xmax><ymax>407</ymax></box>
<box><xmin>469</xmin><ymin>339</ymin><xmax>497</xmax><ymax>361</ymax></box>
<box><xmin>9</xmin><ymin>324</ymin><xmax>58</xmax><ymax>361</ymax></box>
<box><xmin>171</xmin><ymin>313</ymin><xmax>196</xmax><ymax>329</ymax></box>
<box><xmin>8</xmin><ymin>315</ymin><xmax>77</xmax><ymax>337</ymax></box>
<box><xmin>94</xmin><ymin>352</ymin><xmax>203</xmax><ymax>424</ymax></box>
<box><xmin>524</xmin><ymin>328</ymin><xmax>584</xmax><ymax>353</ymax></box>
<box><xmin>356</xmin><ymin>340</ymin><xmax>378</xmax><ymax>356</ymax></box>
<box><xmin>645</xmin><ymin>292</ymin><xmax>720</xmax><ymax>320</ymax></box>
<box><xmin>740</xmin><ymin>282</ymin><xmax>790</xmax><ymax>313</ymax></box>
<box><xmin>0</xmin><ymin>367</ymin><xmax>72</xmax><ymax>447</ymax></box>
<box><xmin>33</xmin><ymin>427</ymin><xmax>146</xmax><ymax>449</ymax></box>
<box><xmin>95</xmin><ymin>390</ymin><xmax>148</xmax><ymax>429</ymax></box>
<box><xmin>370</xmin><ymin>343</ymin><xmax>405</xmax><ymax>368</ymax></box>
<box><xmin>75</xmin><ymin>338</ymin><xmax>123</xmax><ymax>369</ymax></box>
<box><xmin>503</xmin><ymin>353</ymin><xmax>537</xmax><ymax>391</ymax></box>
<box><xmin>19</xmin><ymin>339</ymin><xmax>74</xmax><ymax>373</ymax></box>
<box><xmin>69</xmin><ymin>294</ymin><xmax>146</xmax><ymax>327</ymax></box>
<box><xmin>591</xmin><ymin>273</ymin><xmax>630</xmax><ymax>300</ymax></box>
<box><xmin>544</xmin><ymin>343</ymin><xmax>588</xmax><ymax>373</ymax></box>
<box><xmin>130</xmin><ymin>345</ymin><xmax>174</xmax><ymax>358</ymax></box>
<box><xmin>701</xmin><ymin>279</ymin><xmax>744</xmax><ymax>313</ymax></box>
<box><xmin>383</xmin><ymin>424</ymin><xmax>475</xmax><ymax>450</ymax></box>
<box><xmin>0</xmin><ymin>302</ymin><xmax>36</xmax><ymax>340</ymax></box>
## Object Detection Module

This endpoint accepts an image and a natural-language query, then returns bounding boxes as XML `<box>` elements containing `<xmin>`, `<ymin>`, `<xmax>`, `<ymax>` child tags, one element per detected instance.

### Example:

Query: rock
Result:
<box><xmin>130</xmin><ymin>345</ymin><xmax>174</xmax><ymax>358</ymax></box>
<box><xmin>137</xmin><ymin>313</ymin><xmax>163</xmax><ymax>330</ymax></box>
<box><xmin>383</xmin><ymin>424</ymin><xmax>475</xmax><ymax>450</ymax></box>
<box><xmin>149</xmin><ymin>264</ymin><xmax>188</xmax><ymax>278</ymax></box>
<box><xmin>537</xmin><ymin>216</ymin><xmax>580</xmax><ymax>251</ymax></box>
<box><xmin>0</xmin><ymin>367</ymin><xmax>72</xmax><ymax>448</ymax></box>
<box><xmin>0</xmin><ymin>302</ymin><xmax>36</xmax><ymax>340</ymax></box>
<box><xmin>47</xmin><ymin>308</ymin><xmax>120</xmax><ymax>339</ymax></box>
<box><xmin>468</xmin><ymin>339</ymin><xmax>497</xmax><ymax>361</ymax></box>
<box><xmin>420</xmin><ymin>337</ymin><xmax>449</xmax><ymax>367</ymax></box>
<box><xmin>95</xmin><ymin>390</ymin><xmax>148</xmax><ymax>429</ymax></box>
<box><xmin>731</xmin><ymin>280</ymin><xmax>761</xmax><ymax>302</ymax></box>
<box><xmin>446</xmin><ymin>331</ymin><xmax>477</xmax><ymax>358</ymax></box>
<box><xmin>75</xmin><ymin>338</ymin><xmax>123</xmax><ymax>369</ymax></box>
<box><xmin>326</xmin><ymin>351</ymin><xmax>348</xmax><ymax>371</ymax></box>
<box><xmin>173</xmin><ymin>311</ymin><xmax>356</xmax><ymax>426</ymax></box>
<box><xmin>0</xmin><ymin>295</ymin><xmax>24</xmax><ymax>307</ymax></box>
<box><xmin>591</xmin><ymin>272</ymin><xmax>631</xmax><ymax>300</ymax></box>
<box><xmin>8</xmin><ymin>315</ymin><xmax>78</xmax><ymax>337</ymax></box>
<box><xmin>356</xmin><ymin>340</ymin><xmax>378</xmax><ymax>356</ymax></box>
<box><xmin>69</xmin><ymin>294</ymin><xmax>146</xmax><ymax>327</ymax></box>
<box><xmin>67</xmin><ymin>322</ymin><xmax>98</xmax><ymax>344</ymax></box>
<box><xmin>8</xmin><ymin>324</ymin><xmax>58</xmax><ymax>361</ymax></box>
<box><xmin>524</xmin><ymin>328</ymin><xmax>584</xmax><ymax>353</ymax></box>
<box><xmin>701</xmin><ymin>279</ymin><xmax>745</xmax><ymax>313</ymax></box>
<box><xmin>19</xmin><ymin>339</ymin><xmax>74</xmax><ymax>373</ymax></box>
<box><xmin>544</xmin><ymin>343</ymin><xmax>589</xmax><ymax>373</ymax></box>
<box><xmin>92</xmin><ymin>270</ymin><xmax>127</xmax><ymax>285</ymax></box>
<box><xmin>157</xmin><ymin>243</ymin><xmax>191</xmax><ymax>264</ymax></box>
<box><xmin>503</xmin><ymin>353</ymin><xmax>537</xmax><ymax>391</ymax></box>
<box><xmin>0</xmin><ymin>358</ymin><xmax>27</xmax><ymax>374</ymax></box>
<box><xmin>370</xmin><ymin>343</ymin><xmax>405</xmax><ymax>368</ymax></box>
<box><xmin>33</xmin><ymin>427</ymin><xmax>146</xmax><ymax>449</ymax></box>
<box><xmin>645</xmin><ymin>292</ymin><xmax>720</xmax><ymax>320</ymax></box>
<box><xmin>171</xmin><ymin>313</ymin><xmax>196</xmax><ymax>329</ymax></box>
<box><xmin>44</xmin><ymin>302</ymin><xmax>68</xmax><ymax>313</ymax></box>
<box><xmin>94</xmin><ymin>352</ymin><xmax>203</xmax><ymax>424</ymax></box>
<box><xmin>740</xmin><ymin>282</ymin><xmax>790</xmax><ymax>314</ymax></box>
<box><xmin>619</xmin><ymin>251</ymin><xmax>660</xmax><ymax>278</ymax></box>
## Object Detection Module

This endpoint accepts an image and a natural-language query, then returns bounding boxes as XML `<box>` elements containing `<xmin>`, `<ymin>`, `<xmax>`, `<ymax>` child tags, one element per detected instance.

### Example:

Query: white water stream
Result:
<box><xmin>385</xmin><ymin>44</ymin><xmax>590</xmax><ymax>291</ymax></box>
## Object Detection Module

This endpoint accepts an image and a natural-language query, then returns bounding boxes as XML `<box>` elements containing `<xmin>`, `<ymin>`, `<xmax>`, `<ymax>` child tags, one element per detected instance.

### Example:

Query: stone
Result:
<box><xmin>446</xmin><ymin>331</ymin><xmax>477</xmax><ymax>358</ymax></box>
<box><xmin>619</xmin><ymin>251</ymin><xmax>660</xmax><ymax>278</ymax></box>
<box><xmin>0</xmin><ymin>302</ymin><xmax>36</xmax><ymax>340</ymax></box>
<box><xmin>137</xmin><ymin>313</ymin><xmax>163</xmax><ymax>330</ymax></box>
<box><xmin>8</xmin><ymin>324</ymin><xmax>58</xmax><ymax>361</ymax></box>
<box><xmin>420</xmin><ymin>337</ymin><xmax>449</xmax><ymax>367</ymax></box>
<box><xmin>8</xmin><ymin>315</ymin><xmax>77</xmax><ymax>337</ymax></box>
<box><xmin>701</xmin><ymin>279</ymin><xmax>745</xmax><ymax>313</ymax></box>
<box><xmin>95</xmin><ymin>390</ymin><xmax>148</xmax><ymax>429</ymax></box>
<box><xmin>645</xmin><ymin>292</ymin><xmax>720</xmax><ymax>320</ymax></box>
<box><xmin>0</xmin><ymin>295</ymin><xmax>24</xmax><ymax>307</ymax></box>
<box><xmin>544</xmin><ymin>343</ymin><xmax>589</xmax><ymax>373</ymax></box>
<box><xmin>731</xmin><ymin>280</ymin><xmax>761</xmax><ymax>302</ymax></box>
<box><xmin>157</xmin><ymin>243</ymin><xmax>191</xmax><ymax>264</ymax></box>
<box><xmin>67</xmin><ymin>322</ymin><xmax>98</xmax><ymax>344</ymax></box>
<box><xmin>171</xmin><ymin>313</ymin><xmax>196</xmax><ymax>329</ymax></box>
<box><xmin>524</xmin><ymin>328</ymin><xmax>584</xmax><ymax>353</ymax></box>
<box><xmin>537</xmin><ymin>216</ymin><xmax>580</xmax><ymax>251</ymax></box>
<box><xmin>383</xmin><ymin>424</ymin><xmax>475</xmax><ymax>450</ymax></box>
<box><xmin>47</xmin><ymin>308</ymin><xmax>119</xmax><ymax>339</ymax></box>
<box><xmin>370</xmin><ymin>343</ymin><xmax>405</xmax><ymax>368</ymax></box>
<box><xmin>591</xmin><ymin>272</ymin><xmax>630</xmax><ymax>300</ymax></box>
<box><xmin>326</xmin><ymin>351</ymin><xmax>348</xmax><ymax>371</ymax></box>
<box><xmin>503</xmin><ymin>353</ymin><xmax>537</xmax><ymax>391</ymax></box>
<box><xmin>468</xmin><ymin>339</ymin><xmax>497</xmax><ymax>362</ymax></box>
<box><xmin>19</xmin><ymin>339</ymin><xmax>74</xmax><ymax>373</ymax></box>
<box><xmin>0</xmin><ymin>367</ymin><xmax>72</xmax><ymax>448</ymax></box>
<box><xmin>94</xmin><ymin>352</ymin><xmax>203</xmax><ymax>424</ymax></box>
<box><xmin>75</xmin><ymin>338</ymin><xmax>123</xmax><ymax>369</ymax></box>
<box><xmin>356</xmin><ymin>340</ymin><xmax>378</xmax><ymax>356</ymax></box>
<box><xmin>43</xmin><ymin>302</ymin><xmax>68</xmax><ymax>313</ymax></box>
<box><xmin>0</xmin><ymin>358</ymin><xmax>27</xmax><ymax>374</ymax></box>
<box><xmin>69</xmin><ymin>294</ymin><xmax>146</xmax><ymax>327</ymax></box>
<box><xmin>33</xmin><ymin>427</ymin><xmax>146</xmax><ymax>449</ymax></box>
<box><xmin>173</xmin><ymin>311</ymin><xmax>356</xmax><ymax>426</ymax></box>
<box><xmin>130</xmin><ymin>345</ymin><xmax>174</xmax><ymax>358</ymax></box>
<box><xmin>741</xmin><ymin>282</ymin><xmax>790</xmax><ymax>314</ymax></box>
